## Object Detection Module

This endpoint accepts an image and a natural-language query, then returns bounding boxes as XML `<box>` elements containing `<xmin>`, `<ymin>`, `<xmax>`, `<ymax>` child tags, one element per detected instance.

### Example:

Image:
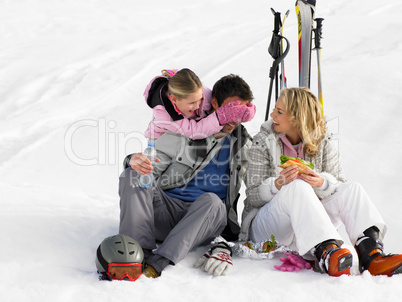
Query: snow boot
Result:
<box><xmin>314</xmin><ymin>239</ymin><xmax>352</xmax><ymax>277</ymax></box>
<box><xmin>355</xmin><ymin>226</ymin><xmax>402</xmax><ymax>276</ymax></box>
<box><xmin>143</xmin><ymin>264</ymin><xmax>161</xmax><ymax>278</ymax></box>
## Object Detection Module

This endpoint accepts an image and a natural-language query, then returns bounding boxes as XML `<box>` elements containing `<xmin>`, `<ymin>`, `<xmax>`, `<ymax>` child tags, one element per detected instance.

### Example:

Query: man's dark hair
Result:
<box><xmin>212</xmin><ymin>74</ymin><xmax>254</xmax><ymax>106</ymax></box>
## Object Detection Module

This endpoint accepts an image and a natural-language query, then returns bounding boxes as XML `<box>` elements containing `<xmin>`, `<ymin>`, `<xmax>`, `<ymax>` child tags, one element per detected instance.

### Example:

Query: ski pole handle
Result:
<box><xmin>314</xmin><ymin>18</ymin><xmax>324</xmax><ymax>115</ymax></box>
<box><xmin>270</xmin><ymin>8</ymin><xmax>282</xmax><ymax>34</ymax></box>
<box><xmin>314</xmin><ymin>18</ymin><xmax>324</xmax><ymax>49</ymax></box>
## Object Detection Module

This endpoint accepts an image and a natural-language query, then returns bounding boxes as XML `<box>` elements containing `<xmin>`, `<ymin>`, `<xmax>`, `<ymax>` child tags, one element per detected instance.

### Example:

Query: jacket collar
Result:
<box><xmin>146</xmin><ymin>77</ymin><xmax>184</xmax><ymax>121</ymax></box>
<box><xmin>159</xmin><ymin>82</ymin><xmax>184</xmax><ymax>121</ymax></box>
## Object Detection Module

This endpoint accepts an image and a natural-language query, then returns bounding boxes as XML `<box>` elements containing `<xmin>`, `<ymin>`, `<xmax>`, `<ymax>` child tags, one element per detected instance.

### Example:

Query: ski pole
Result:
<box><xmin>266</xmin><ymin>9</ymin><xmax>290</xmax><ymax>121</ymax></box>
<box><xmin>265</xmin><ymin>36</ymin><xmax>290</xmax><ymax>121</ymax></box>
<box><xmin>280</xmin><ymin>10</ymin><xmax>290</xmax><ymax>90</ymax></box>
<box><xmin>269</xmin><ymin>9</ymin><xmax>282</xmax><ymax>104</ymax></box>
<box><xmin>313</xmin><ymin>18</ymin><xmax>324</xmax><ymax>115</ymax></box>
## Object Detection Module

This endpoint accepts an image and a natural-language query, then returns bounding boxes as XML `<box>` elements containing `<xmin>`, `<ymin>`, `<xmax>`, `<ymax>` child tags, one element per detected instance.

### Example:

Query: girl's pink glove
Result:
<box><xmin>274</xmin><ymin>252</ymin><xmax>312</xmax><ymax>272</ymax></box>
<box><xmin>215</xmin><ymin>101</ymin><xmax>256</xmax><ymax>125</ymax></box>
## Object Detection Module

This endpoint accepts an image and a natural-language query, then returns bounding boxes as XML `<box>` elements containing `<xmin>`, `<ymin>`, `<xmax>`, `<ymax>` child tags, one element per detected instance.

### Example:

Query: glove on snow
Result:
<box><xmin>194</xmin><ymin>242</ymin><xmax>233</xmax><ymax>276</ymax></box>
<box><xmin>215</xmin><ymin>101</ymin><xmax>256</xmax><ymax>125</ymax></box>
<box><xmin>274</xmin><ymin>252</ymin><xmax>312</xmax><ymax>272</ymax></box>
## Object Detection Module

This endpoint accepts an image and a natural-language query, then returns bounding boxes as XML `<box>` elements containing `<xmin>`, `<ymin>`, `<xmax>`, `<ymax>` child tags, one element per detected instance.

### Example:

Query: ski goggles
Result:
<box><xmin>107</xmin><ymin>263</ymin><xmax>143</xmax><ymax>281</ymax></box>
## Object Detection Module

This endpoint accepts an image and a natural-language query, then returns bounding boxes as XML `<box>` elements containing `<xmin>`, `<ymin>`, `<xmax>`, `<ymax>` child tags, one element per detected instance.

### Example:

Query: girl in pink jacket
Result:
<box><xmin>144</xmin><ymin>69</ymin><xmax>256</xmax><ymax>140</ymax></box>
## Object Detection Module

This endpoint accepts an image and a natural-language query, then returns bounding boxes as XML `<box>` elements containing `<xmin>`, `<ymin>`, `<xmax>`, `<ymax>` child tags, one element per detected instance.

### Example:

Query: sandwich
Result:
<box><xmin>279</xmin><ymin>155</ymin><xmax>314</xmax><ymax>175</ymax></box>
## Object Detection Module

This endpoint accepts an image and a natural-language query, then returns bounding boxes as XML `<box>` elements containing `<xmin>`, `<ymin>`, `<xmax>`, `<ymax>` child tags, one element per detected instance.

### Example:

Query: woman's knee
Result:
<box><xmin>337</xmin><ymin>181</ymin><xmax>365</xmax><ymax>196</ymax></box>
<box><xmin>296</xmin><ymin>178</ymin><xmax>315</xmax><ymax>188</ymax></box>
<box><xmin>282</xmin><ymin>179</ymin><xmax>315</xmax><ymax>196</ymax></box>
<box><xmin>278</xmin><ymin>179</ymin><xmax>319</xmax><ymax>208</ymax></box>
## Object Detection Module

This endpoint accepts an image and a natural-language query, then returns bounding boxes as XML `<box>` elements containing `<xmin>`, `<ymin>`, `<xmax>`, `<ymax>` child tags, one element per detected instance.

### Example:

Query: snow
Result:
<box><xmin>1</xmin><ymin>0</ymin><xmax>401</xmax><ymax>301</ymax></box>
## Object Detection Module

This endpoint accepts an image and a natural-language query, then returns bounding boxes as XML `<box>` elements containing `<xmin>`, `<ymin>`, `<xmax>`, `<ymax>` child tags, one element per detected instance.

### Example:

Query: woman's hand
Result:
<box><xmin>129</xmin><ymin>153</ymin><xmax>160</xmax><ymax>175</ymax></box>
<box><xmin>299</xmin><ymin>170</ymin><xmax>324</xmax><ymax>187</ymax></box>
<box><xmin>275</xmin><ymin>166</ymin><xmax>300</xmax><ymax>190</ymax></box>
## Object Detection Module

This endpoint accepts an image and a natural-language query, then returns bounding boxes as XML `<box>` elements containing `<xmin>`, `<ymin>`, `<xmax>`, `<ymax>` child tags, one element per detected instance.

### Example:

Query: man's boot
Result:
<box><xmin>355</xmin><ymin>226</ymin><xmax>402</xmax><ymax>276</ymax></box>
<box><xmin>314</xmin><ymin>239</ymin><xmax>353</xmax><ymax>277</ymax></box>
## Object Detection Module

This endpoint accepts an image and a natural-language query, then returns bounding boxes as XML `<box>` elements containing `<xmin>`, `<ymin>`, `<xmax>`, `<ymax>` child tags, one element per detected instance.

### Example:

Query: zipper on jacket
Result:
<box><xmin>190</xmin><ymin>140</ymin><xmax>219</xmax><ymax>178</ymax></box>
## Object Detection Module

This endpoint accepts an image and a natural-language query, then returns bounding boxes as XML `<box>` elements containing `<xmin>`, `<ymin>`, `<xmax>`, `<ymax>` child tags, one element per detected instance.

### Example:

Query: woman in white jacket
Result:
<box><xmin>240</xmin><ymin>87</ymin><xmax>402</xmax><ymax>277</ymax></box>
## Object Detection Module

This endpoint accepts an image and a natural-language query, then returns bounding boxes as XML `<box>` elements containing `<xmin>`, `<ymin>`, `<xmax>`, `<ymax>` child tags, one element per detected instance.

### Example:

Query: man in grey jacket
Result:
<box><xmin>119</xmin><ymin>74</ymin><xmax>255</xmax><ymax>278</ymax></box>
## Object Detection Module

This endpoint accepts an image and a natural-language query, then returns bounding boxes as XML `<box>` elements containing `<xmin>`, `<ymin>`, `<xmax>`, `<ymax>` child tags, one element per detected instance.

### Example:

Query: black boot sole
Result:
<box><xmin>391</xmin><ymin>265</ymin><xmax>402</xmax><ymax>275</ymax></box>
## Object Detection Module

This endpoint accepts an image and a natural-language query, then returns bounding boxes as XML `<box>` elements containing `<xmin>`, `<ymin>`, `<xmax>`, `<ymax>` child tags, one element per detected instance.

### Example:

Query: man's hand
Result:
<box><xmin>128</xmin><ymin>153</ymin><xmax>160</xmax><ymax>175</ymax></box>
<box><xmin>194</xmin><ymin>242</ymin><xmax>233</xmax><ymax>276</ymax></box>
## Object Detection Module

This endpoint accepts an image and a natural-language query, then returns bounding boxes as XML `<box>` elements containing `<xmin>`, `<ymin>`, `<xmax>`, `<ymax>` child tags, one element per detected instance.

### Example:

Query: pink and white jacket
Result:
<box><xmin>143</xmin><ymin>76</ymin><xmax>223</xmax><ymax>140</ymax></box>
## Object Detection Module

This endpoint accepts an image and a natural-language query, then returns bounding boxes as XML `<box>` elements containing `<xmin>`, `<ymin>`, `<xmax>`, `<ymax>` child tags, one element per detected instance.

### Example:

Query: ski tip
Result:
<box><xmin>296</xmin><ymin>0</ymin><xmax>316</xmax><ymax>8</ymax></box>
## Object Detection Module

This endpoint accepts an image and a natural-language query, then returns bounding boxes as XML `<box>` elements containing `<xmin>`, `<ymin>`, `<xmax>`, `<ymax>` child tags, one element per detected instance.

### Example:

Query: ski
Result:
<box><xmin>295</xmin><ymin>0</ymin><xmax>316</xmax><ymax>88</ymax></box>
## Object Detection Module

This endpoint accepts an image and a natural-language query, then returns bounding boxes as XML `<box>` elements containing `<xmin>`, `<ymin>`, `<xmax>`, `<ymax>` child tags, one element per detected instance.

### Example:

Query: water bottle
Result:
<box><xmin>139</xmin><ymin>140</ymin><xmax>157</xmax><ymax>188</ymax></box>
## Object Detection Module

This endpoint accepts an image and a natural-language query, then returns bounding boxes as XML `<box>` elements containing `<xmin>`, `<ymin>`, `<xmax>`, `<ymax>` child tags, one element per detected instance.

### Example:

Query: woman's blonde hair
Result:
<box><xmin>161</xmin><ymin>68</ymin><xmax>203</xmax><ymax>100</ymax></box>
<box><xmin>280</xmin><ymin>87</ymin><xmax>326</xmax><ymax>157</ymax></box>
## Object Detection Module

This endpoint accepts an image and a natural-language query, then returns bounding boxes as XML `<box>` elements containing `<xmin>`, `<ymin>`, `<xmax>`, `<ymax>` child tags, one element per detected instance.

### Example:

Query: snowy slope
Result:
<box><xmin>1</xmin><ymin>0</ymin><xmax>402</xmax><ymax>301</ymax></box>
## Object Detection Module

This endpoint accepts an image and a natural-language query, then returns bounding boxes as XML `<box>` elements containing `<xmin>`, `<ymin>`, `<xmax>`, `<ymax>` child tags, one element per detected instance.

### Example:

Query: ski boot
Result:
<box><xmin>355</xmin><ymin>226</ymin><xmax>402</xmax><ymax>276</ymax></box>
<box><xmin>314</xmin><ymin>239</ymin><xmax>353</xmax><ymax>277</ymax></box>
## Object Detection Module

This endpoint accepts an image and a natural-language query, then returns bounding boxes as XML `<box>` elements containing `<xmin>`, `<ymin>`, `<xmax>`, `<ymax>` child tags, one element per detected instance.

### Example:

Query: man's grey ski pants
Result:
<box><xmin>119</xmin><ymin>169</ymin><xmax>227</xmax><ymax>264</ymax></box>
